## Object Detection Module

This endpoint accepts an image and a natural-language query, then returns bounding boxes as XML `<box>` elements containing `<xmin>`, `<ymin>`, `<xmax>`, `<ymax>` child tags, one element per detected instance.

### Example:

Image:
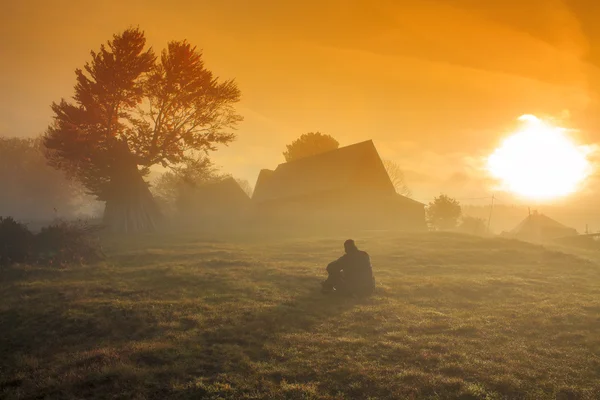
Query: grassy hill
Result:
<box><xmin>1</xmin><ymin>232</ymin><xmax>599</xmax><ymax>399</ymax></box>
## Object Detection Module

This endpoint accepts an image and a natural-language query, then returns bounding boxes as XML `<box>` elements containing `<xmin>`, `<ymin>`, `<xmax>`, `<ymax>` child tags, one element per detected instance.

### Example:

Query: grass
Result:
<box><xmin>1</xmin><ymin>231</ymin><xmax>600</xmax><ymax>399</ymax></box>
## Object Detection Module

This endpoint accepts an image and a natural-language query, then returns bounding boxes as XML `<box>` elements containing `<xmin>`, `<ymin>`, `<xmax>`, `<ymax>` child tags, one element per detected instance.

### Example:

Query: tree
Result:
<box><xmin>283</xmin><ymin>132</ymin><xmax>339</xmax><ymax>162</ymax></box>
<box><xmin>382</xmin><ymin>160</ymin><xmax>411</xmax><ymax>197</ymax></box>
<box><xmin>152</xmin><ymin>154</ymin><xmax>223</xmax><ymax>214</ymax></box>
<box><xmin>0</xmin><ymin>137</ymin><xmax>87</xmax><ymax>220</ymax></box>
<box><xmin>427</xmin><ymin>194</ymin><xmax>461</xmax><ymax>230</ymax></box>
<box><xmin>459</xmin><ymin>216</ymin><xmax>487</xmax><ymax>236</ymax></box>
<box><xmin>44</xmin><ymin>28</ymin><xmax>242</xmax><ymax>232</ymax></box>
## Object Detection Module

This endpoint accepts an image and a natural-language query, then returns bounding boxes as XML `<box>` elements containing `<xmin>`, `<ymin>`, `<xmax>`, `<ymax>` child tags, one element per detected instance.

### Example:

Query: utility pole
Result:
<box><xmin>487</xmin><ymin>194</ymin><xmax>495</xmax><ymax>234</ymax></box>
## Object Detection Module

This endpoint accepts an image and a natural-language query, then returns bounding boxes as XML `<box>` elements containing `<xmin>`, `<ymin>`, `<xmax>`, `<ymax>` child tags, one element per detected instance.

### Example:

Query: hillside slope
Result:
<box><xmin>1</xmin><ymin>232</ymin><xmax>599</xmax><ymax>399</ymax></box>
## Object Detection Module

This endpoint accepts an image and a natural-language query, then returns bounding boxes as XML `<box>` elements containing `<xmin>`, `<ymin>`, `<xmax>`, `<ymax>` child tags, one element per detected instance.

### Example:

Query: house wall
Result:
<box><xmin>172</xmin><ymin>180</ymin><xmax>252</xmax><ymax>230</ymax></box>
<box><xmin>515</xmin><ymin>226</ymin><xmax>578</xmax><ymax>243</ymax></box>
<box><xmin>251</xmin><ymin>188</ymin><xmax>426</xmax><ymax>231</ymax></box>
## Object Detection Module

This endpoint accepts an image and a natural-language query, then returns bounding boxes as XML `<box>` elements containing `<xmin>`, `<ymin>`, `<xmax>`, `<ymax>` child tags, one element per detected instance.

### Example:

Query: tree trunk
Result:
<box><xmin>102</xmin><ymin>141</ymin><xmax>162</xmax><ymax>233</ymax></box>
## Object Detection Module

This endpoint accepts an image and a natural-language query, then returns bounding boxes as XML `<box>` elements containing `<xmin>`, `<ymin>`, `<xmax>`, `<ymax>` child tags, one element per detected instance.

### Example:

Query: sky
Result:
<box><xmin>2</xmin><ymin>0</ymin><xmax>600</xmax><ymax>204</ymax></box>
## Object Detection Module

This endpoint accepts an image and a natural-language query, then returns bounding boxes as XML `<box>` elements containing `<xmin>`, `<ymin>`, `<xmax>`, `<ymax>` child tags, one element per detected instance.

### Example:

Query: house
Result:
<box><xmin>509</xmin><ymin>211</ymin><xmax>577</xmax><ymax>242</ymax></box>
<box><xmin>251</xmin><ymin>140</ymin><xmax>426</xmax><ymax>230</ymax></box>
<box><xmin>177</xmin><ymin>177</ymin><xmax>251</xmax><ymax>226</ymax></box>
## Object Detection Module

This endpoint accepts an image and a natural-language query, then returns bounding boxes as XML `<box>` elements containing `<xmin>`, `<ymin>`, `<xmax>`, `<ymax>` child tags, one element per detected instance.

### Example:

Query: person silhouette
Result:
<box><xmin>321</xmin><ymin>239</ymin><xmax>375</xmax><ymax>296</ymax></box>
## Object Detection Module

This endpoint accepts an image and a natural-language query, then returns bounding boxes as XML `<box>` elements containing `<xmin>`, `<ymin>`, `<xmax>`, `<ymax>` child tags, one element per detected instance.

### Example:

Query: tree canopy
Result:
<box><xmin>283</xmin><ymin>132</ymin><xmax>339</xmax><ymax>162</ymax></box>
<box><xmin>44</xmin><ymin>27</ymin><xmax>242</xmax><ymax>201</ymax></box>
<box><xmin>426</xmin><ymin>194</ymin><xmax>462</xmax><ymax>230</ymax></box>
<box><xmin>43</xmin><ymin>28</ymin><xmax>242</xmax><ymax>232</ymax></box>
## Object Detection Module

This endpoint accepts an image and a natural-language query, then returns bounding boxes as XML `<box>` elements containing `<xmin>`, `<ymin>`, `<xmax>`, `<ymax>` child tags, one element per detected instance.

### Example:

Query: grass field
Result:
<box><xmin>1</xmin><ymin>231</ymin><xmax>600</xmax><ymax>399</ymax></box>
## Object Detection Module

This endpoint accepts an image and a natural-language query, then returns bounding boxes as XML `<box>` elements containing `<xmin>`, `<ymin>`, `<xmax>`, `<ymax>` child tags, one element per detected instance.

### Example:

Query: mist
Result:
<box><xmin>2</xmin><ymin>2</ymin><xmax>600</xmax><ymax>399</ymax></box>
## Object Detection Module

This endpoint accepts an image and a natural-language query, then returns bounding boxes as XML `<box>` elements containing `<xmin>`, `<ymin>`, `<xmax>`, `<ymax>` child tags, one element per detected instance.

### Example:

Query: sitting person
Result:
<box><xmin>322</xmin><ymin>239</ymin><xmax>375</xmax><ymax>296</ymax></box>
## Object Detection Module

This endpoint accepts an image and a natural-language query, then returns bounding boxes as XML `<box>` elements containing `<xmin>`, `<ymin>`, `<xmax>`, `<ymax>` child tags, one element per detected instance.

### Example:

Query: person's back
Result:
<box><xmin>337</xmin><ymin>249</ymin><xmax>373</xmax><ymax>292</ymax></box>
<box><xmin>322</xmin><ymin>239</ymin><xmax>375</xmax><ymax>296</ymax></box>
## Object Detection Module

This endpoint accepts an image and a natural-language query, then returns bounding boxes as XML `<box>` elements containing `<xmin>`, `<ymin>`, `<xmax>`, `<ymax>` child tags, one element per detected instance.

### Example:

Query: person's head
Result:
<box><xmin>344</xmin><ymin>239</ymin><xmax>358</xmax><ymax>254</ymax></box>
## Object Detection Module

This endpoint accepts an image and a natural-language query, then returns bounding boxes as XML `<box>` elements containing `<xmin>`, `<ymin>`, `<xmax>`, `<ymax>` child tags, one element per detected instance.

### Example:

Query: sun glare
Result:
<box><xmin>487</xmin><ymin>115</ymin><xmax>593</xmax><ymax>201</ymax></box>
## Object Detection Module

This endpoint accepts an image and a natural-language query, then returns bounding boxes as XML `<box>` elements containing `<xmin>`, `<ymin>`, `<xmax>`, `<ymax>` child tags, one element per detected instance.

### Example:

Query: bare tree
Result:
<box><xmin>382</xmin><ymin>160</ymin><xmax>411</xmax><ymax>197</ymax></box>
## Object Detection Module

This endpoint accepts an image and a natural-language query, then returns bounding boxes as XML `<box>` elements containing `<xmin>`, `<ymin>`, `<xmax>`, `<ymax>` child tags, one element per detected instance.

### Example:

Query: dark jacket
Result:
<box><xmin>327</xmin><ymin>250</ymin><xmax>375</xmax><ymax>294</ymax></box>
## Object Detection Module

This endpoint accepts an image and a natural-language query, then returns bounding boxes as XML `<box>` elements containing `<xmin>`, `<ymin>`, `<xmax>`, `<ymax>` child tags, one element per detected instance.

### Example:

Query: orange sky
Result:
<box><xmin>2</xmin><ymin>0</ymin><xmax>600</xmax><ymax>201</ymax></box>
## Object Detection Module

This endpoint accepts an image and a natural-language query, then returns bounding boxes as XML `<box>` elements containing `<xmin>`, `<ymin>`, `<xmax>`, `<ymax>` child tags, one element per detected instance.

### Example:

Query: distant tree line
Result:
<box><xmin>0</xmin><ymin>137</ymin><xmax>98</xmax><ymax>221</ymax></box>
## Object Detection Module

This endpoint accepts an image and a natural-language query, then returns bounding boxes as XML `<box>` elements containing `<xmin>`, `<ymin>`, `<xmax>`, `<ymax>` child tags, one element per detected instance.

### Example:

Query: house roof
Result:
<box><xmin>510</xmin><ymin>212</ymin><xmax>577</xmax><ymax>236</ymax></box>
<box><xmin>191</xmin><ymin>177</ymin><xmax>250</xmax><ymax>204</ymax></box>
<box><xmin>253</xmin><ymin>169</ymin><xmax>275</xmax><ymax>202</ymax></box>
<box><xmin>252</xmin><ymin>140</ymin><xmax>419</xmax><ymax>204</ymax></box>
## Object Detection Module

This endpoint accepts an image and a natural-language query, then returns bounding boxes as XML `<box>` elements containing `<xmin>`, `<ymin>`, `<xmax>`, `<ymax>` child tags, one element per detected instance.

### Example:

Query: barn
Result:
<box><xmin>251</xmin><ymin>140</ymin><xmax>426</xmax><ymax>230</ymax></box>
<box><xmin>509</xmin><ymin>211</ymin><xmax>577</xmax><ymax>242</ymax></box>
<box><xmin>177</xmin><ymin>177</ymin><xmax>251</xmax><ymax>227</ymax></box>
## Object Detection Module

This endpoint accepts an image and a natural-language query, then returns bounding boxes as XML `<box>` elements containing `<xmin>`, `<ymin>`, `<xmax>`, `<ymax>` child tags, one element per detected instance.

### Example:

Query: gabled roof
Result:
<box><xmin>187</xmin><ymin>177</ymin><xmax>250</xmax><ymax>206</ymax></box>
<box><xmin>252</xmin><ymin>140</ymin><xmax>397</xmax><ymax>203</ymax></box>
<box><xmin>510</xmin><ymin>212</ymin><xmax>577</xmax><ymax>237</ymax></box>
<box><xmin>253</xmin><ymin>169</ymin><xmax>275</xmax><ymax>202</ymax></box>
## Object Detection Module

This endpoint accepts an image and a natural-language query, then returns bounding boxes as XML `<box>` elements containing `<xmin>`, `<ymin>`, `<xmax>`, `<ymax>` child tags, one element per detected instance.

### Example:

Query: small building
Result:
<box><xmin>177</xmin><ymin>177</ymin><xmax>251</xmax><ymax>227</ymax></box>
<box><xmin>251</xmin><ymin>140</ymin><xmax>426</xmax><ymax>230</ymax></box>
<box><xmin>509</xmin><ymin>211</ymin><xmax>577</xmax><ymax>243</ymax></box>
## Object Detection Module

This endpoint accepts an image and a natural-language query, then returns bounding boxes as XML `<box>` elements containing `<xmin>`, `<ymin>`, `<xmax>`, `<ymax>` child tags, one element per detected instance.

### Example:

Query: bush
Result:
<box><xmin>427</xmin><ymin>194</ymin><xmax>461</xmax><ymax>231</ymax></box>
<box><xmin>34</xmin><ymin>220</ymin><xmax>104</xmax><ymax>267</ymax></box>
<box><xmin>0</xmin><ymin>216</ymin><xmax>34</xmax><ymax>266</ymax></box>
<box><xmin>0</xmin><ymin>217</ymin><xmax>103</xmax><ymax>267</ymax></box>
<box><xmin>459</xmin><ymin>216</ymin><xmax>487</xmax><ymax>236</ymax></box>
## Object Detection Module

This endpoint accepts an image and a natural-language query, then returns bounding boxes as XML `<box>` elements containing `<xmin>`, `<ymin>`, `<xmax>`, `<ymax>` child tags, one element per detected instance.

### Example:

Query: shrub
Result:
<box><xmin>1</xmin><ymin>216</ymin><xmax>104</xmax><ymax>268</ymax></box>
<box><xmin>0</xmin><ymin>216</ymin><xmax>34</xmax><ymax>266</ymax></box>
<box><xmin>459</xmin><ymin>216</ymin><xmax>487</xmax><ymax>236</ymax></box>
<box><xmin>34</xmin><ymin>220</ymin><xmax>104</xmax><ymax>267</ymax></box>
<box><xmin>427</xmin><ymin>194</ymin><xmax>462</xmax><ymax>231</ymax></box>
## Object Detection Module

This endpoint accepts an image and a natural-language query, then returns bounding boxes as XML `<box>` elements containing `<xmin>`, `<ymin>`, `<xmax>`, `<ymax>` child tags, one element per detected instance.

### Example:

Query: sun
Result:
<box><xmin>486</xmin><ymin>115</ymin><xmax>593</xmax><ymax>201</ymax></box>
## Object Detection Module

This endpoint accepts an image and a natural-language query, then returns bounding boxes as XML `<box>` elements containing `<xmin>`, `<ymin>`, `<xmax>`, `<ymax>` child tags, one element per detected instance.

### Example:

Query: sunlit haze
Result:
<box><xmin>3</xmin><ymin>0</ymin><xmax>600</xmax><ymax>203</ymax></box>
<box><xmin>3</xmin><ymin>2</ymin><xmax>600</xmax><ymax>398</ymax></box>
<box><xmin>487</xmin><ymin>115</ymin><xmax>593</xmax><ymax>201</ymax></box>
